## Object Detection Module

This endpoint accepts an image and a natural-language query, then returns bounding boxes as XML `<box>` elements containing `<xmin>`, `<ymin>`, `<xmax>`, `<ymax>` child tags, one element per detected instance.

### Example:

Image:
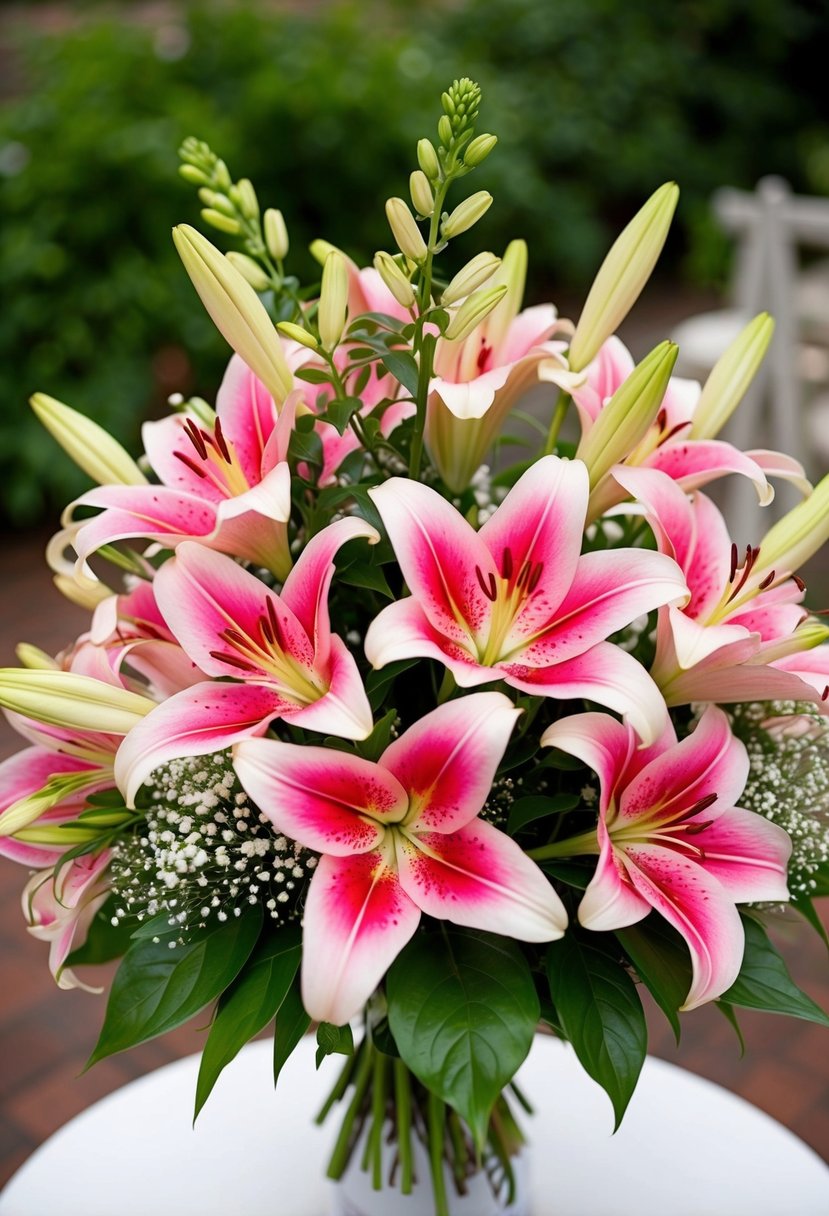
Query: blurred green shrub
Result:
<box><xmin>1</xmin><ymin>0</ymin><xmax>825</xmax><ymax>522</ymax></box>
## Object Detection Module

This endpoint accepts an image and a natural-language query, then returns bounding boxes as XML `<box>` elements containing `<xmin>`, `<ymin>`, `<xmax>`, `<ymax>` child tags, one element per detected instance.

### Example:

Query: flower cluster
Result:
<box><xmin>1</xmin><ymin>78</ymin><xmax>827</xmax><ymax>1211</ymax></box>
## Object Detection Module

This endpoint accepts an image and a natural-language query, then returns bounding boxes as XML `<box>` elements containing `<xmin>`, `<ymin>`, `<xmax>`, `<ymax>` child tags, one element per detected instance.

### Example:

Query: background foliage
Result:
<box><xmin>1</xmin><ymin>0</ymin><xmax>826</xmax><ymax>522</ymax></box>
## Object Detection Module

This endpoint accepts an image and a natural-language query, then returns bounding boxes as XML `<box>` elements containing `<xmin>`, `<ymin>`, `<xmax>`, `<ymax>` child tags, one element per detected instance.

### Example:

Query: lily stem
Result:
<box><xmin>427</xmin><ymin>1090</ymin><xmax>450</xmax><ymax>1216</ymax></box>
<box><xmin>394</xmin><ymin>1058</ymin><xmax>414</xmax><ymax>1194</ymax></box>
<box><xmin>543</xmin><ymin>391</ymin><xmax>572</xmax><ymax>455</ymax></box>
<box><xmin>527</xmin><ymin>829</ymin><xmax>600</xmax><ymax>860</ymax></box>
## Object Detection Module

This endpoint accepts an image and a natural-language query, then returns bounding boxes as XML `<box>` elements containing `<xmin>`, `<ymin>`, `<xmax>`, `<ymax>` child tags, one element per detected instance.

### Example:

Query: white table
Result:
<box><xmin>1</xmin><ymin>1036</ymin><xmax>827</xmax><ymax>1216</ymax></box>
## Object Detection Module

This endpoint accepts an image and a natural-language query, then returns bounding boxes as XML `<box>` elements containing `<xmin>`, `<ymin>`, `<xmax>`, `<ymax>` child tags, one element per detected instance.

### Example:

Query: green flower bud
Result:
<box><xmin>417</xmin><ymin>138</ymin><xmax>440</xmax><ymax>180</ymax></box>
<box><xmin>309</xmin><ymin>238</ymin><xmax>339</xmax><ymax>267</ymax></box>
<box><xmin>264</xmin><ymin>208</ymin><xmax>289</xmax><ymax>261</ymax></box>
<box><xmin>15</xmin><ymin>643</ymin><xmax>57</xmax><ymax>671</ymax></box>
<box><xmin>277</xmin><ymin>322</ymin><xmax>320</xmax><ymax>350</ymax></box>
<box><xmin>225</xmin><ymin>252</ymin><xmax>271</xmax><ymax>292</ymax></box>
<box><xmin>201</xmin><ymin>208</ymin><xmax>242</xmax><ymax>235</ymax></box>
<box><xmin>690</xmin><ymin>313</ymin><xmax>775</xmax><ymax>441</ymax></box>
<box><xmin>179</xmin><ymin>163</ymin><xmax>210</xmax><ymax>185</ymax></box>
<box><xmin>441</xmin><ymin>251</ymin><xmax>501</xmax><ymax>304</ymax></box>
<box><xmin>442</xmin><ymin>90</ymin><xmax>456</xmax><ymax>117</ymax></box>
<box><xmin>409</xmin><ymin>170</ymin><xmax>435</xmax><ymax>218</ymax></box>
<box><xmin>318</xmin><ymin>250</ymin><xmax>349</xmax><ymax>349</ymax></box>
<box><xmin>213</xmin><ymin>158</ymin><xmax>232</xmax><ymax>191</ymax></box>
<box><xmin>464</xmin><ymin>133</ymin><xmax>497</xmax><ymax>167</ymax></box>
<box><xmin>385</xmin><ymin>198</ymin><xmax>428</xmax><ymax>262</ymax></box>
<box><xmin>199</xmin><ymin>189</ymin><xmax>235</xmax><ymax>216</ymax></box>
<box><xmin>30</xmin><ymin>393</ymin><xmax>147</xmax><ymax>487</ymax></box>
<box><xmin>444</xmin><ymin>284</ymin><xmax>508</xmax><ymax>342</ymax></box>
<box><xmin>438</xmin><ymin>115</ymin><xmax>453</xmax><ymax>147</ymax></box>
<box><xmin>374</xmin><ymin>251</ymin><xmax>417</xmax><ymax>309</ymax></box>
<box><xmin>441</xmin><ymin>190</ymin><xmax>493</xmax><ymax>239</ymax></box>
<box><xmin>233</xmin><ymin>178</ymin><xmax>259</xmax><ymax>221</ymax></box>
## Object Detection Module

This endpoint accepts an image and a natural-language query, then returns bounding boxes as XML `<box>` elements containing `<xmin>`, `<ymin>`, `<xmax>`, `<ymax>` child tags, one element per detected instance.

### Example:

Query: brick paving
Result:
<box><xmin>1</xmin><ymin>494</ymin><xmax>828</xmax><ymax>1190</ymax></box>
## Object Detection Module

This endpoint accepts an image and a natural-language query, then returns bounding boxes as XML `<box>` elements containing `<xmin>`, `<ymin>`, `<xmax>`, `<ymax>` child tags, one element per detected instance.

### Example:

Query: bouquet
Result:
<box><xmin>2</xmin><ymin>79</ymin><xmax>828</xmax><ymax>1215</ymax></box>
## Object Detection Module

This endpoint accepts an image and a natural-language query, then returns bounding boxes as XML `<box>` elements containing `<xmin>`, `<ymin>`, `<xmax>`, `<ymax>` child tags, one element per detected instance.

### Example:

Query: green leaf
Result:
<box><xmin>194</xmin><ymin>925</ymin><xmax>301</xmax><ymax>1120</ymax></box>
<box><xmin>538</xmin><ymin>859</ymin><xmax>595</xmax><ymax>889</ymax></box>
<box><xmin>339</xmin><ymin>559</ymin><xmax>394</xmax><ymax>599</ymax></box>
<box><xmin>381</xmin><ymin>351</ymin><xmax>420</xmax><ymax>399</ymax></box>
<box><xmin>366</xmin><ymin>658</ymin><xmax>418</xmax><ymax>712</ymax></box>
<box><xmin>387</xmin><ymin>927</ymin><xmax>539</xmax><ymax>1150</ymax></box>
<box><xmin>546</xmin><ymin>934</ymin><xmax>647</xmax><ymax>1128</ymax></box>
<box><xmin>130</xmin><ymin>911</ymin><xmax>181</xmax><ymax>940</ymax></box>
<box><xmin>793</xmin><ymin>895</ymin><xmax>829</xmax><ymax>951</ymax></box>
<box><xmin>322</xmin><ymin>396</ymin><xmax>361</xmax><ymax>436</ymax></box>
<box><xmin>88</xmin><ymin>907</ymin><xmax>263</xmax><ymax>1066</ymax></box>
<box><xmin>721</xmin><ymin>915</ymin><xmax>829</xmax><ymax>1026</ymax></box>
<box><xmin>507</xmin><ymin>793</ymin><xmax>579</xmax><ymax>834</ymax></box>
<box><xmin>357</xmin><ymin>707</ymin><xmax>399</xmax><ymax>762</ymax></box>
<box><xmin>715</xmin><ymin>1000</ymin><xmax>746</xmax><ymax>1055</ymax></box>
<box><xmin>295</xmin><ymin>366</ymin><xmax>333</xmax><ymax>385</ymax></box>
<box><xmin>616</xmin><ymin>915</ymin><xmax>692</xmax><ymax>1043</ymax></box>
<box><xmin>315</xmin><ymin>1021</ymin><xmax>354</xmax><ymax>1068</ymax></box>
<box><xmin>66</xmin><ymin>899</ymin><xmax>136</xmax><ymax>967</ymax></box>
<box><xmin>288</xmin><ymin>427</ymin><xmax>323</xmax><ymax>468</ymax></box>
<box><xmin>273</xmin><ymin>977</ymin><xmax>311</xmax><ymax>1087</ymax></box>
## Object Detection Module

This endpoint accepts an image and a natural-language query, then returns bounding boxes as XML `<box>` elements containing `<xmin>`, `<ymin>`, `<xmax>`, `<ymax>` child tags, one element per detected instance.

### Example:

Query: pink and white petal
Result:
<box><xmin>727</xmin><ymin>600</ymin><xmax>806</xmax><ymax>644</ymax></box>
<box><xmin>348</xmin><ymin>265</ymin><xmax>412</xmax><ymax>322</ymax></box>
<box><xmin>260</xmin><ymin>390</ymin><xmax>299</xmax><ymax>474</ymax></box>
<box><xmin>233</xmin><ymin>738</ymin><xmax>405</xmax><ymax>853</ymax></box>
<box><xmin>622</xmin><ymin>843</ymin><xmax>747</xmax><ymax>1009</ymax></box>
<box><xmin>208</xmin><ymin>510</ymin><xmax>292</xmax><ymax>576</ymax></box>
<box><xmin>141</xmin><ymin>415</ymin><xmax>224</xmax><ymax>502</ymax></box>
<box><xmin>381</xmin><ymin>692</ymin><xmax>521</xmax><ymax>833</ymax></box>
<box><xmin>610</xmin><ymin>465</ymin><xmax>698</xmax><ymax>570</ymax></box>
<box><xmin>301</xmin><ymin>850</ymin><xmax>421</xmax><ymax>1025</ymax></box>
<box><xmin>745</xmin><ymin>449</ymin><xmax>812</xmax><ymax>497</ymax></box>
<box><xmin>114</xmin><ymin>681</ymin><xmax>284</xmax><ymax>807</ymax></box>
<box><xmin>215</xmin><ymin>355</ymin><xmax>278</xmax><ymax>484</ymax></box>
<box><xmin>283</xmin><ymin>635</ymin><xmax>374</xmax><ymax>741</ymax></box>
<box><xmin>428</xmin><ymin>363</ymin><xmax>514</xmax><ymax>420</ymax></box>
<box><xmin>116</xmin><ymin>639</ymin><xmax>205</xmax><ymax>698</ymax></box>
<box><xmin>619</xmin><ymin>705</ymin><xmax>748</xmax><ymax>828</ymax></box>
<box><xmin>648</xmin><ymin>440</ymin><xmax>773</xmax><ymax>504</ymax></box>
<box><xmin>662</xmin><ymin>657</ymin><xmax>828</xmax><ymax>709</ymax></box>
<box><xmin>216</xmin><ymin>461</ymin><xmax>291</xmax><ymax>524</ymax></box>
<box><xmin>571</xmin><ymin>336</ymin><xmax>635</xmax><ymax>426</ymax></box>
<box><xmin>69</xmin><ymin>486</ymin><xmax>218</xmax><ymax>566</ymax></box>
<box><xmin>512</xmin><ymin>548</ymin><xmax>688</xmax><ymax>667</ymax></box>
<box><xmin>578</xmin><ymin>831</ymin><xmax>652</xmax><ymax>931</ymax></box>
<box><xmin>497</xmin><ymin>304</ymin><xmax>560</xmax><ymax>363</ymax></box>
<box><xmin>280</xmin><ymin>517</ymin><xmax>380</xmax><ymax>662</ymax></box>
<box><xmin>681</xmin><ymin>492</ymin><xmax>735</xmax><ymax>620</ymax></box>
<box><xmin>540</xmin><ymin>713</ymin><xmax>639</xmax><ymax>815</ymax></box>
<box><xmin>364</xmin><ymin>597</ymin><xmax>488</xmax><ymax>687</ymax></box>
<box><xmin>367</xmin><ymin>479</ymin><xmax>496</xmax><ymax>650</ymax></box>
<box><xmin>155</xmin><ymin>542</ymin><xmax>312</xmax><ymax>679</ymax></box>
<box><xmin>397</xmin><ymin>821</ymin><xmax>567</xmax><ymax>940</ymax></box>
<box><xmin>0</xmin><ymin>747</ymin><xmax>97</xmax><ymax>813</ymax></box>
<box><xmin>693</xmin><ymin>809</ymin><xmax>791</xmax><ymax>903</ymax></box>
<box><xmin>504</xmin><ymin>642</ymin><xmax>670</xmax><ymax>745</ymax></box>
<box><xmin>478</xmin><ymin>455</ymin><xmax>590</xmax><ymax>636</ymax></box>
<box><xmin>662</xmin><ymin>376</ymin><xmax>701</xmax><ymax>428</ymax></box>
<box><xmin>668</xmin><ymin>606</ymin><xmax>753</xmax><ymax>671</ymax></box>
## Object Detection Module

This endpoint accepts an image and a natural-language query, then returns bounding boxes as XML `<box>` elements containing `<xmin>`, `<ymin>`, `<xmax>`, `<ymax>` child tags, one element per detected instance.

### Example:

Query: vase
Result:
<box><xmin>329</xmin><ymin>1124</ymin><xmax>530</xmax><ymax>1216</ymax></box>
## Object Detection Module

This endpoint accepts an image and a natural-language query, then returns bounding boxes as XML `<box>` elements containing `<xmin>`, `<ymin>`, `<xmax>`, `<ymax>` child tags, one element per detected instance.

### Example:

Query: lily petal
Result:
<box><xmin>647</xmin><ymin>439</ymin><xmax>773</xmax><ymax>503</ymax></box>
<box><xmin>364</xmin><ymin>597</ymin><xmax>484</xmax><ymax>685</ymax></box>
<box><xmin>540</xmin><ymin>712</ymin><xmax>648</xmax><ymax>815</ymax></box>
<box><xmin>689</xmin><ymin>808</ymin><xmax>791</xmax><ymax>903</ymax></box>
<box><xmin>578</xmin><ymin>821</ymin><xmax>652</xmax><ymax>930</ymax></box>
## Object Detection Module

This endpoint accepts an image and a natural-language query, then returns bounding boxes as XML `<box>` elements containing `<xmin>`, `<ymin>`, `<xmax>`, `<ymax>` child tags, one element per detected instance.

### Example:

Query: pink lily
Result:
<box><xmin>364</xmin><ymin>455</ymin><xmax>688</xmax><ymax>743</ymax></box>
<box><xmin>65</xmin><ymin>356</ymin><xmax>297</xmax><ymax>578</ymax></box>
<box><xmin>572</xmin><ymin>336</ymin><xmax>809</xmax><ymax>517</ymax></box>
<box><xmin>115</xmin><ymin>517</ymin><xmax>379</xmax><ymax>805</ymax></box>
<box><xmin>22</xmin><ymin>851</ymin><xmax>112</xmax><ymax>991</ymax></box>
<box><xmin>540</xmin><ymin>706</ymin><xmax>791</xmax><ymax>1009</ymax></box>
<box><xmin>425</xmin><ymin>240</ymin><xmax>581</xmax><ymax>492</ymax></box>
<box><xmin>613</xmin><ymin>465</ymin><xmax>829</xmax><ymax>710</ymax></box>
<box><xmin>234</xmin><ymin>692</ymin><xmax>566</xmax><ymax>1025</ymax></box>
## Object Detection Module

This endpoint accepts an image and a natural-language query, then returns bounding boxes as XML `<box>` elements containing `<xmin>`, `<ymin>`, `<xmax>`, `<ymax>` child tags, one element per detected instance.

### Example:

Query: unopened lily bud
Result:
<box><xmin>225</xmin><ymin>252</ymin><xmax>271</xmax><ymax>292</ymax></box>
<box><xmin>232</xmin><ymin>178</ymin><xmax>259</xmax><ymax>221</ymax></box>
<box><xmin>444</xmin><ymin>284</ymin><xmax>508</xmax><ymax>342</ymax></box>
<box><xmin>464</xmin><ymin>133</ymin><xmax>497</xmax><ymax>167</ymax></box>
<box><xmin>690</xmin><ymin>313</ymin><xmax>775</xmax><ymax>440</ymax></box>
<box><xmin>442</xmin><ymin>251</ymin><xmax>500</xmax><ymax>304</ymax></box>
<box><xmin>374</xmin><ymin>252</ymin><xmax>417</xmax><ymax>309</ymax></box>
<box><xmin>173</xmin><ymin>224</ymin><xmax>293</xmax><ymax>404</ymax></box>
<box><xmin>15</xmin><ymin>643</ymin><xmax>57</xmax><ymax>671</ymax></box>
<box><xmin>264</xmin><ymin>208</ymin><xmax>289</xmax><ymax>261</ymax></box>
<box><xmin>31</xmin><ymin>394</ymin><xmax>147</xmax><ymax>487</ymax></box>
<box><xmin>410</xmin><ymin>170</ymin><xmax>435</xmax><ymax>218</ymax></box>
<box><xmin>417</xmin><ymin>138</ymin><xmax>440</xmax><ymax>180</ymax></box>
<box><xmin>441</xmin><ymin>191</ymin><xmax>493</xmax><ymax>239</ymax></box>
<box><xmin>213</xmin><ymin>159</ymin><xmax>232</xmax><ymax>191</ymax></box>
<box><xmin>201</xmin><ymin>208</ymin><xmax>242</xmax><ymax>235</ymax></box>
<box><xmin>569</xmin><ymin>183</ymin><xmax>679</xmax><ymax>372</ymax></box>
<box><xmin>318</xmin><ymin>250</ymin><xmax>349</xmax><ymax>349</ymax></box>
<box><xmin>576</xmin><ymin>340</ymin><xmax>678</xmax><ymax>489</ymax></box>
<box><xmin>277</xmin><ymin>322</ymin><xmax>320</xmax><ymax>350</ymax></box>
<box><xmin>385</xmin><ymin>198</ymin><xmax>428</xmax><ymax>262</ymax></box>
<box><xmin>0</xmin><ymin>669</ymin><xmax>154</xmax><ymax>735</ymax></box>
<box><xmin>179</xmin><ymin>163</ymin><xmax>210</xmax><ymax>186</ymax></box>
<box><xmin>438</xmin><ymin>115</ymin><xmax>453</xmax><ymax>148</ymax></box>
<box><xmin>309</xmin><ymin>238</ymin><xmax>339</xmax><ymax>267</ymax></box>
<box><xmin>754</xmin><ymin>473</ymin><xmax>829</xmax><ymax>582</ymax></box>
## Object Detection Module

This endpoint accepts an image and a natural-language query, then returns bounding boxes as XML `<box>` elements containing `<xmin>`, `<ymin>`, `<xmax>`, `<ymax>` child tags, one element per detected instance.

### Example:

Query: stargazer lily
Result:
<box><xmin>614</xmin><ymin>465</ymin><xmax>829</xmax><ymax>710</ymax></box>
<box><xmin>115</xmin><ymin>518</ymin><xmax>379</xmax><ymax>806</ymax></box>
<box><xmin>424</xmin><ymin>240</ymin><xmax>581</xmax><ymax>492</ymax></box>
<box><xmin>539</xmin><ymin>706</ymin><xmax>791</xmax><ymax>1008</ymax></box>
<box><xmin>365</xmin><ymin>455</ymin><xmax>688</xmax><ymax>743</ymax></box>
<box><xmin>234</xmin><ymin>692</ymin><xmax>567</xmax><ymax>1025</ymax></box>
<box><xmin>65</xmin><ymin>356</ymin><xmax>297</xmax><ymax>579</ymax></box>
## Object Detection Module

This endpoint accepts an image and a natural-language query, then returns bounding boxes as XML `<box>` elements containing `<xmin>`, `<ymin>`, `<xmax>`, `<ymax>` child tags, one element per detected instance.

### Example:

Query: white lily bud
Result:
<box><xmin>200</xmin><ymin>208</ymin><xmax>242</xmax><ymax>235</ymax></box>
<box><xmin>464</xmin><ymin>133</ymin><xmax>497</xmax><ymax>167</ymax></box>
<box><xmin>374</xmin><ymin>252</ymin><xmax>417</xmax><ymax>309</ymax></box>
<box><xmin>577</xmin><ymin>341</ymin><xmax>678</xmax><ymax>490</ymax></box>
<box><xmin>173</xmin><ymin>224</ymin><xmax>293</xmax><ymax>405</ymax></box>
<box><xmin>309</xmin><ymin>238</ymin><xmax>339</xmax><ymax>266</ymax></box>
<box><xmin>438</xmin><ymin>115</ymin><xmax>453</xmax><ymax>147</ymax></box>
<box><xmin>410</xmin><ymin>170</ymin><xmax>435</xmax><ymax>217</ymax></box>
<box><xmin>15</xmin><ymin>643</ymin><xmax>58</xmax><ymax>671</ymax></box>
<box><xmin>444</xmin><ymin>285</ymin><xmax>508</xmax><ymax>343</ymax></box>
<box><xmin>277</xmin><ymin>322</ymin><xmax>320</xmax><ymax>350</ymax></box>
<box><xmin>264</xmin><ymin>208</ymin><xmax>289</xmax><ymax>261</ymax></box>
<box><xmin>30</xmin><ymin>394</ymin><xmax>147</xmax><ymax>487</ymax></box>
<box><xmin>569</xmin><ymin>182</ymin><xmax>679</xmax><ymax>372</ymax></box>
<box><xmin>690</xmin><ymin>313</ymin><xmax>775</xmax><ymax>440</ymax></box>
<box><xmin>417</xmin><ymin>138</ymin><xmax>440</xmax><ymax>181</ymax></box>
<box><xmin>0</xmin><ymin>669</ymin><xmax>154</xmax><ymax>735</ymax></box>
<box><xmin>385</xmin><ymin>198</ymin><xmax>428</xmax><ymax>263</ymax></box>
<box><xmin>225</xmin><ymin>252</ymin><xmax>271</xmax><ymax>292</ymax></box>
<box><xmin>441</xmin><ymin>251</ymin><xmax>500</xmax><ymax>305</ymax></box>
<box><xmin>441</xmin><ymin>190</ymin><xmax>493</xmax><ymax>239</ymax></box>
<box><xmin>318</xmin><ymin>250</ymin><xmax>349</xmax><ymax>349</ymax></box>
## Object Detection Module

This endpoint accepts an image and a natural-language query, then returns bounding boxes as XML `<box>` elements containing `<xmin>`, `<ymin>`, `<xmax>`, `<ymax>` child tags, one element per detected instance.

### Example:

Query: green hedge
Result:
<box><xmin>1</xmin><ymin>0</ymin><xmax>825</xmax><ymax>522</ymax></box>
